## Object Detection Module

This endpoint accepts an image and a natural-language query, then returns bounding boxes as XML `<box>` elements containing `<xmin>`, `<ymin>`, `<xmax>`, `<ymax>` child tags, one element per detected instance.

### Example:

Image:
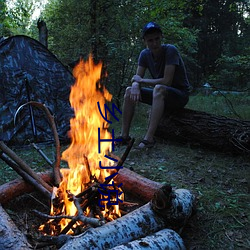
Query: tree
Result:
<box><xmin>185</xmin><ymin>0</ymin><xmax>250</xmax><ymax>89</ymax></box>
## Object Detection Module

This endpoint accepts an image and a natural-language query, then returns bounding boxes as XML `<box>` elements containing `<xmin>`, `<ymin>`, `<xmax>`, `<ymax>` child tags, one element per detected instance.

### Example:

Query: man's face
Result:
<box><xmin>143</xmin><ymin>31</ymin><xmax>162</xmax><ymax>51</ymax></box>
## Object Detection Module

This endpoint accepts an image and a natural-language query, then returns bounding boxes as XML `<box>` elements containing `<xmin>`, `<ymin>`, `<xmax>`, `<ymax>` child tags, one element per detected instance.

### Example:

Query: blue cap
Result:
<box><xmin>142</xmin><ymin>22</ymin><xmax>162</xmax><ymax>38</ymax></box>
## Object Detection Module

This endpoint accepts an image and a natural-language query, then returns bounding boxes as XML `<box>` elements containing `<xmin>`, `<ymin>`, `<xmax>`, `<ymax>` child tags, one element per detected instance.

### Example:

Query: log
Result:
<box><xmin>0</xmin><ymin>167</ymin><xmax>160</xmax><ymax>205</ymax></box>
<box><xmin>115</xmin><ymin>167</ymin><xmax>162</xmax><ymax>203</ymax></box>
<box><xmin>0</xmin><ymin>204</ymin><xmax>32</xmax><ymax>249</ymax></box>
<box><xmin>110</xmin><ymin>228</ymin><xmax>186</xmax><ymax>250</ymax></box>
<box><xmin>155</xmin><ymin>108</ymin><xmax>250</xmax><ymax>154</ymax></box>
<box><xmin>59</xmin><ymin>186</ymin><xmax>195</xmax><ymax>250</ymax></box>
<box><xmin>0</xmin><ymin>171</ymin><xmax>53</xmax><ymax>205</ymax></box>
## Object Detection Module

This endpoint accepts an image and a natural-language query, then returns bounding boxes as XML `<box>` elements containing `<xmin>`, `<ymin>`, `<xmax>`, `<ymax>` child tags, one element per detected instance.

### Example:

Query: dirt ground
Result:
<box><xmin>1</xmin><ymin>138</ymin><xmax>249</xmax><ymax>249</ymax></box>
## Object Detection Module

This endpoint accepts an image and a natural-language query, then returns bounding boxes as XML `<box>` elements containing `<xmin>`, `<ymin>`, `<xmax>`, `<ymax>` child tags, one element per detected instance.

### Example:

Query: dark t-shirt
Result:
<box><xmin>138</xmin><ymin>44</ymin><xmax>191</xmax><ymax>91</ymax></box>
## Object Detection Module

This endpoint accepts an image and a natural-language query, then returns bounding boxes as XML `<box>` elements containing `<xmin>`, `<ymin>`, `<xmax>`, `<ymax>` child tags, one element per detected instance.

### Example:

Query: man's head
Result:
<box><xmin>142</xmin><ymin>22</ymin><xmax>162</xmax><ymax>39</ymax></box>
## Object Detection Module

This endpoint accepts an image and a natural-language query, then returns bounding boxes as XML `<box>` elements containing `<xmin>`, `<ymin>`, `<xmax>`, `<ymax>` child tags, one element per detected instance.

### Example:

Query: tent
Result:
<box><xmin>0</xmin><ymin>35</ymin><xmax>75</xmax><ymax>145</ymax></box>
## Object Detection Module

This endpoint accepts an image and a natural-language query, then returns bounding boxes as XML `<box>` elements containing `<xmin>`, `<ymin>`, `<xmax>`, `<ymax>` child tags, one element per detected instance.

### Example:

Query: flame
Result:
<box><xmin>41</xmin><ymin>55</ymin><xmax>123</xmax><ymax>235</ymax></box>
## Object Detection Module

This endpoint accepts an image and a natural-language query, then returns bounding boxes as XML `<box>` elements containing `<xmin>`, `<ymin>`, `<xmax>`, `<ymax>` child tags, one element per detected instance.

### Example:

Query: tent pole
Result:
<box><xmin>25</xmin><ymin>78</ymin><xmax>37</xmax><ymax>142</ymax></box>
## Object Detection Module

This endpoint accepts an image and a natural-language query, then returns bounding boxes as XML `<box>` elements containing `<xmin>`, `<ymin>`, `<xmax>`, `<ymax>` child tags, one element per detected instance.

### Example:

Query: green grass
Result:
<box><xmin>0</xmin><ymin>94</ymin><xmax>249</xmax><ymax>249</ymax></box>
<box><xmin>186</xmin><ymin>93</ymin><xmax>250</xmax><ymax>120</ymax></box>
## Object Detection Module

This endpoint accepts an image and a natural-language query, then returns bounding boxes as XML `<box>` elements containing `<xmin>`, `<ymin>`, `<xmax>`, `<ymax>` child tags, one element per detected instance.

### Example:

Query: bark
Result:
<box><xmin>0</xmin><ymin>204</ymin><xmax>32</xmax><ymax>249</ymax></box>
<box><xmin>156</xmin><ymin>108</ymin><xmax>250</xmax><ymax>154</ymax></box>
<box><xmin>59</xmin><ymin>186</ymin><xmax>195</xmax><ymax>250</ymax></box>
<box><xmin>0</xmin><ymin>167</ymin><xmax>160</xmax><ymax>205</ymax></box>
<box><xmin>110</xmin><ymin>228</ymin><xmax>186</xmax><ymax>250</ymax></box>
<box><xmin>0</xmin><ymin>141</ymin><xmax>53</xmax><ymax>193</ymax></box>
<box><xmin>37</xmin><ymin>19</ymin><xmax>48</xmax><ymax>47</ymax></box>
<box><xmin>0</xmin><ymin>171</ymin><xmax>53</xmax><ymax>205</ymax></box>
<box><xmin>115</xmin><ymin>167</ymin><xmax>162</xmax><ymax>203</ymax></box>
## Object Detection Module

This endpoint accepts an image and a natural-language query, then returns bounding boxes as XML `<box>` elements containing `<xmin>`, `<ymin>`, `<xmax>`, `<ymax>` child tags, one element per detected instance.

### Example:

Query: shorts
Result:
<box><xmin>140</xmin><ymin>87</ymin><xmax>189</xmax><ymax>112</ymax></box>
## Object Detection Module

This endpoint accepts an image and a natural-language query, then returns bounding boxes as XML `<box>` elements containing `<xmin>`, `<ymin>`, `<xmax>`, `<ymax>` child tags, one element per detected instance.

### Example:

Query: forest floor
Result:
<box><xmin>0</xmin><ymin>97</ymin><xmax>249</xmax><ymax>250</ymax></box>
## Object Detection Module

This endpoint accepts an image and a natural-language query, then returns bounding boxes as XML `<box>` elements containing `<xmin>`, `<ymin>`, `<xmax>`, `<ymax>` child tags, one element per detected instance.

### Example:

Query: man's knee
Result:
<box><xmin>153</xmin><ymin>84</ymin><xmax>166</xmax><ymax>98</ymax></box>
<box><xmin>124</xmin><ymin>87</ymin><xmax>131</xmax><ymax>98</ymax></box>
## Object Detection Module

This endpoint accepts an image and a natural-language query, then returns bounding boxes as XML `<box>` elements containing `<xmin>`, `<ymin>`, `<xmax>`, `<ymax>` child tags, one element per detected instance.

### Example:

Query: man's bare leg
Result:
<box><xmin>139</xmin><ymin>85</ymin><xmax>166</xmax><ymax>147</ymax></box>
<box><xmin>121</xmin><ymin>87</ymin><xmax>136</xmax><ymax>138</ymax></box>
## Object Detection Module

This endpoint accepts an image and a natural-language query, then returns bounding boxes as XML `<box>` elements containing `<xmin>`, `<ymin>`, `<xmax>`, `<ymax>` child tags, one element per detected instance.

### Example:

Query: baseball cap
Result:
<box><xmin>142</xmin><ymin>22</ymin><xmax>162</xmax><ymax>38</ymax></box>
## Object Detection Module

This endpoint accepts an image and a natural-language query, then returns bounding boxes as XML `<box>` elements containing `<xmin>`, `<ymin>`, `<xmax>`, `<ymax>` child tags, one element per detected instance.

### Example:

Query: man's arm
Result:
<box><xmin>129</xmin><ymin>66</ymin><xmax>146</xmax><ymax>102</ymax></box>
<box><xmin>132</xmin><ymin>64</ymin><xmax>176</xmax><ymax>87</ymax></box>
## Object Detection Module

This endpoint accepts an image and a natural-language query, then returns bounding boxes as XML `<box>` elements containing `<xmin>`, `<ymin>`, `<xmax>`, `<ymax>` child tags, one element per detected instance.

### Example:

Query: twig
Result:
<box><xmin>116</xmin><ymin>138</ymin><xmax>135</xmax><ymax>167</ymax></box>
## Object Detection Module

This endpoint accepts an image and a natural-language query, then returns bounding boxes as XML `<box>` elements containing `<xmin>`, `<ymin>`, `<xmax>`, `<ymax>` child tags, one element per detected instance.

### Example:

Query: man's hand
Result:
<box><xmin>131</xmin><ymin>74</ymin><xmax>142</xmax><ymax>83</ymax></box>
<box><xmin>130</xmin><ymin>82</ymin><xmax>141</xmax><ymax>102</ymax></box>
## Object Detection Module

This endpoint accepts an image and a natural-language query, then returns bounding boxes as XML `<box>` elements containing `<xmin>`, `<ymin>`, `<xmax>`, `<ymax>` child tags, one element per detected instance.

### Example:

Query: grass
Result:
<box><xmin>0</xmin><ymin>94</ymin><xmax>249</xmax><ymax>249</ymax></box>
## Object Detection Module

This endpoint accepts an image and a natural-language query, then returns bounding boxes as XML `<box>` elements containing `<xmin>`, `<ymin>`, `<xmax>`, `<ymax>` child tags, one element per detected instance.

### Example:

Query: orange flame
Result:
<box><xmin>46</xmin><ymin>55</ymin><xmax>123</xmax><ymax>233</ymax></box>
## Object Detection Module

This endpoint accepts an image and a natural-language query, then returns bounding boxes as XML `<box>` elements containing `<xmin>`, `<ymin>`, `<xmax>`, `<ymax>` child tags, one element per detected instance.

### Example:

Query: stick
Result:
<box><xmin>0</xmin><ymin>141</ymin><xmax>52</xmax><ymax>193</ymax></box>
<box><xmin>117</xmin><ymin>137</ymin><xmax>135</xmax><ymax>167</ymax></box>
<box><xmin>0</xmin><ymin>152</ymin><xmax>51</xmax><ymax>199</ymax></box>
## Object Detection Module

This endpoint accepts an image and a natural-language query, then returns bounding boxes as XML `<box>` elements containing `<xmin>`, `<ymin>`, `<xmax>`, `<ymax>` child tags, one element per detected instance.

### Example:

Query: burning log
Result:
<box><xmin>59</xmin><ymin>185</ymin><xmax>195</xmax><ymax>250</ymax></box>
<box><xmin>156</xmin><ymin>108</ymin><xmax>250</xmax><ymax>154</ymax></box>
<box><xmin>0</xmin><ymin>166</ymin><xmax>161</xmax><ymax>205</ymax></box>
<box><xmin>110</xmin><ymin>228</ymin><xmax>186</xmax><ymax>250</ymax></box>
<box><xmin>0</xmin><ymin>204</ymin><xmax>32</xmax><ymax>249</ymax></box>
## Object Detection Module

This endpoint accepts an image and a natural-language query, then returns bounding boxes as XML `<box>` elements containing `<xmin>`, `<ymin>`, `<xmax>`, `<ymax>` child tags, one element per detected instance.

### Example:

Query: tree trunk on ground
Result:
<box><xmin>155</xmin><ymin>108</ymin><xmax>250</xmax><ymax>154</ymax></box>
<box><xmin>0</xmin><ymin>204</ymin><xmax>32</xmax><ymax>249</ymax></box>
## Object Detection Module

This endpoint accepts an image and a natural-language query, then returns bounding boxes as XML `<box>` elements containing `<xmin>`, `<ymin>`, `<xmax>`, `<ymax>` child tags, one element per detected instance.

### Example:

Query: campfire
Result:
<box><xmin>38</xmin><ymin>55</ymin><xmax>125</xmax><ymax>236</ymax></box>
<box><xmin>0</xmin><ymin>55</ymin><xmax>196</xmax><ymax>249</ymax></box>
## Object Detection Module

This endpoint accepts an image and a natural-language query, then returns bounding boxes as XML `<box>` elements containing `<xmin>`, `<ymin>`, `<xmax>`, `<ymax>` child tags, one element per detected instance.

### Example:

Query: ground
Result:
<box><xmin>0</xmin><ymin>97</ymin><xmax>249</xmax><ymax>250</ymax></box>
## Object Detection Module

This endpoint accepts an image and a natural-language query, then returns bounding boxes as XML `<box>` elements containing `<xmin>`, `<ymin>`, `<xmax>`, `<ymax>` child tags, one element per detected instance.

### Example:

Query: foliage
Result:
<box><xmin>2</xmin><ymin>0</ymin><xmax>250</xmax><ymax>98</ymax></box>
<box><xmin>208</xmin><ymin>54</ymin><xmax>250</xmax><ymax>90</ymax></box>
<box><xmin>0</xmin><ymin>0</ymin><xmax>12</xmax><ymax>36</ymax></box>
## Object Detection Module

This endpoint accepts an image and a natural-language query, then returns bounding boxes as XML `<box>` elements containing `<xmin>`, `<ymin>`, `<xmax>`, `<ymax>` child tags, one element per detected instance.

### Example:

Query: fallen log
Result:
<box><xmin>156</xmin><ymin>108</ymin><xmax>250</xmax><ymax>154</ymax></box>
<box><xmin>59</xmin><ymin>185</ymin><xmax>195</xmax><ymax>250</ymax></box>
<box><xmin>0</xmin><ymin>204</ymin><xmax>32</xmax><ymax>249</ymax></box>
<box><xmin>110</xmin><ymin>228</ymin><xmax>186</xmax><ymax>250</ymax></box>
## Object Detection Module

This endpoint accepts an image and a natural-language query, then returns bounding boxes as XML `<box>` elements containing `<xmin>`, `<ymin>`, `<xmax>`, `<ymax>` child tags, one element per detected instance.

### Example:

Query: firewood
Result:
<box><xmin>0</xmin><ymin>167</ymin><xmax>160</xmax><ymax>205</ymax></box>
<box><xmin>0</xmin><ymin>141</ymin><xmax>52</xmax><ymax>193</ymax></box>
<box><xmin>110</xmin><ymin>228</ymin><xmax>186</xmax><ymax>250</ymax></box>
<box><xmin>0</xmin><ymin>204</ymin><xmax>32</xmax><ymax>249</ymax></box>
<box><xmin>0</xmin><ymin>171</ymin><xmax>53</xmax><ymax>204</ymax></box>
<box><xmin>0</xmin><ymin>152</ymin><xmax>51</xmax><ymax>199</ymax></box>
<box><xmin>115</xmin><ymin>167</ymin><xmax>162</xmax><ymax>203</ymax></box>
<box><xmin>59</xmin><ymin>185</ymin><xmax>195</xmax><ymax>250</ymax></box>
